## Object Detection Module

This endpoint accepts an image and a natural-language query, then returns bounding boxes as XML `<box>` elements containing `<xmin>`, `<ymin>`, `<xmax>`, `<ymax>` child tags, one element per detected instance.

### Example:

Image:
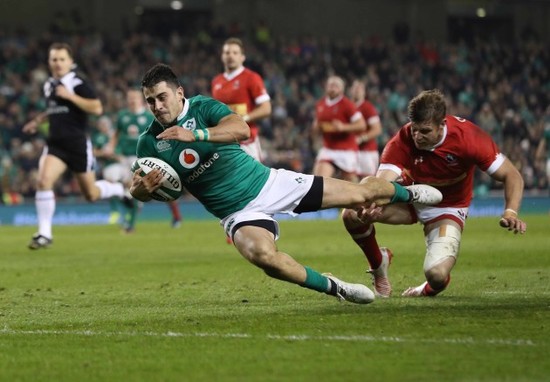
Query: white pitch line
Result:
<box><xmin>0</xmin><ymin>327</ymin><xmax>536</xmax><ymax>347</ymax></box>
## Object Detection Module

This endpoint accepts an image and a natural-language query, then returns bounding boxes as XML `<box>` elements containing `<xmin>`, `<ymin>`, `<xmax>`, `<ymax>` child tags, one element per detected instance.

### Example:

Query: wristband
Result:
<box><xmin>504</xmin><ymin>208</ymin><xmax>517</xmax><ymax>215</ymax></box>
<box><xmin>193</xmin><ymin>129</ymin><xmax>209</xmax><ymax>141</ymax></box>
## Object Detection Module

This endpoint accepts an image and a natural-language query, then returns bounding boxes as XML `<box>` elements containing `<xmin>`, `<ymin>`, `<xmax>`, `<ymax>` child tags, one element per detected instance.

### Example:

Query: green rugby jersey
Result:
<box><xmin>116</xmin><ymin>108</ymin><xmax>154</xmax><ymax>156</ymax></box>
<box><xmin>91</xmin><ymin>129</ymin><xmax>110</xmax><ymax>151</ymax></box>
<box><xmin>91</xmin><ymin>128</ymin><xmax>115</xmax><ymax>166</ymax></box>
<box><xmin>136</xmin><ymin>95</ymin><xmax>271</xmax><ymax>219</ymax></box>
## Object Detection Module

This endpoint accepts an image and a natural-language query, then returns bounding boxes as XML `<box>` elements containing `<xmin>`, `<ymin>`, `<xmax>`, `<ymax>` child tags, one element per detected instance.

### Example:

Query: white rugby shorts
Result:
<box><xmin>357</xmin><ymin>150</ymin><xmax>380</xmax><ymax>177</ymax></box>
<box><xmin>315</xmin><ymin>147</ymin><xmax>358</xmax><ymax>174</ymax></box>
<box><xmin>221</xmin><ymin>168</ymin><xmax>315</xmax><ymax>239</ymax></box>
<box><xmin>414</xmin><ymin>205</ymin><xmax>469</xmax><ymax>229</ymax></box>
<box><xmin>103</xmin><ymin>156</ymin><xmax>137</xmax><ymax>183</ymax></box>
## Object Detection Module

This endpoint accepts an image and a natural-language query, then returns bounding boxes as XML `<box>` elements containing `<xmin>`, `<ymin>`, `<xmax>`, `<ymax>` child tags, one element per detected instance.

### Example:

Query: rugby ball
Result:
<box><xmin>136</xmin><ymin>157</ymin><xmax>182</xmax><ymax>202</ymax></box>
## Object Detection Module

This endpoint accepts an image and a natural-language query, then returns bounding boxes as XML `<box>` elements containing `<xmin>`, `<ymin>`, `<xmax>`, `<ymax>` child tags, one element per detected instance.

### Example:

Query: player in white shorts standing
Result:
<box><xmin>349</xmin><ymin>79</ymin><xmax>382</xmax><ymax>178</ymax></box>
<box><xmin>130</xmin><ymin>64</ymin><xmax>443</xmax><ymax>305</ymax></box>
<box><xmin>312</xmin><ymin>76</ymin><xmax>366</xmax><ymax>182</ymax></box>
<box><xmin>342</xmin><ymin>89</ymin><xmax>527</xmax><ymax>298</ymax></box>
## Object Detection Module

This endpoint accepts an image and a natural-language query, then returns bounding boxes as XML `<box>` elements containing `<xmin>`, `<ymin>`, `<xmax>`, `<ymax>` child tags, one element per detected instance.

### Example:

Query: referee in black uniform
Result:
<box><xmin>23</xmin><ymin>42</ymin><xmax>127</xmax><ymax>249</ymax></box>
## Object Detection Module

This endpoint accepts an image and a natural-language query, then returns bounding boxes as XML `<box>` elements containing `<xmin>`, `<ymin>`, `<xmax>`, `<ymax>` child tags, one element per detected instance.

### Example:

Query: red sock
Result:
<box><xmin>423</xmin><ymin>275</ymin><xmax>451</xmax><ymax>296</ymax></box>
<box><xmin>345</xmin><ymin>223</ymin><xmax>382</xmax><ymax>269</ymax></box>
<box><xmin>168</xmin><ymin>201</ymin><xmax>181</xmax><ymax>221</ymax></box>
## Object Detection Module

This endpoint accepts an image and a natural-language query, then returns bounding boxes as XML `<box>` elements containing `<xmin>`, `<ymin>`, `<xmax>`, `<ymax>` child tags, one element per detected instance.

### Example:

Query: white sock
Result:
<box><xmin>36</xmin><ymin>190</ymin><xmax>55</xmax><ymax>239</ymax></box>
<box><xmin>95</xmin><ymin>180</ymin><xmax>124</xmax><ymax>199</ymax></box>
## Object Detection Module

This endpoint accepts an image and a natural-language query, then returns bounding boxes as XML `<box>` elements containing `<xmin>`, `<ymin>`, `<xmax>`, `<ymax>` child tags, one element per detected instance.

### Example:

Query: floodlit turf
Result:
<box><xmin>0</xmin><ymin>215</ymin><xmax>548</xmax><ymax>381</ymax></box>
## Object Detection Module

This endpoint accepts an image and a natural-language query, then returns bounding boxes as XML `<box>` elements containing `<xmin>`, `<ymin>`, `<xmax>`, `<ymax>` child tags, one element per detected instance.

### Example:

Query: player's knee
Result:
<box><xmin>341</xmin><ymin>208</ymin><xmax>360</xmax><ymax>227</ymax></box>
<box><xmin>423</xmin><ymin>224</ymin><xmax>461</xmax><ymax>276</ymax></box>
<box><xmin>238</xmin><ymin>240</ymin><xmax>275</xmax><ymax>269</ymax></box>
<box><xmin>425</xmin><ymin>266</ymin><xmax>450</xmax><ymax>289</ymax></box>
<box><xmin>251</xmin><ymin>248</ymin><xmax>285</xmax><ymax>279</ymax></box>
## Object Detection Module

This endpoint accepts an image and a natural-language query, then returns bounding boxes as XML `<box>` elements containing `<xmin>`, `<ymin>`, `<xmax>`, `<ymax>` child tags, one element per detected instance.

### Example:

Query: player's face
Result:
<box><xmin>349</xmin><ymin>81</ymin><xmax>365</xmax><ymax>101</ymax></box>
<box><xmin>326</xmin><ymin>78</ymin><xmax>344</xmax><ymax>99</ymax></box>
<box><xmin>127</xmin><ymin>90</ymin><xmax>144</xmax><ymax>112</ymax></box>
<box><xmin>143</xmin><ymin>81</ymin><xmax>184</xmax><ymax>126</ymax></box>
<box><xmin>48</xmin><ymin>49</ymin><xmax>73</xmax><ymax>79</ymax></box>
<box><xmin>410</xmin><ymin>120</ymin><xmax>444</xmax><ymax>150</ymax></box>
<box><xmin>221</xmin><ymin>43</ymin><xmax>245</xmax><ymax>72</ymax></box>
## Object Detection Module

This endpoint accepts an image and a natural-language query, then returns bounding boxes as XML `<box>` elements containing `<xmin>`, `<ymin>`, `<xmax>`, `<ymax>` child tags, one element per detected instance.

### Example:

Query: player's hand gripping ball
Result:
<box><xmin>136</xmin><ymin>157</ymin><xmax>182</xmax><ymax>202</ymax></box>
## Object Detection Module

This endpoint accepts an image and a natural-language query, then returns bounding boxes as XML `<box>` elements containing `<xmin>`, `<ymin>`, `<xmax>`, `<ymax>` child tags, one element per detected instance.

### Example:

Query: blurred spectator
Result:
<box><xmin>474</xmin><ymin>102</ymin><xmax>501</xmax><ymax>145</ymax></box>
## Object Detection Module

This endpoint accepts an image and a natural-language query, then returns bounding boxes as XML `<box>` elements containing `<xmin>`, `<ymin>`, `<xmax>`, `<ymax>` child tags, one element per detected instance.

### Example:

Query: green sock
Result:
<box><xmin>109</xmin><ymin>197</ymin><xmax>119</xmax><ymax>213</ymax></box>
<box><xmin>126</xmin><ymin>199</ymin><xmax>139</xmax><ymax>230</ymax></box>
<box><xmin>390</xmin><ymin>182</ymin><xmax>410</xmax><ymax>203</ymax></box>
<box><xmin>302</xmin><ymin>266</ymin><xmax>331</xmax><ymax>293</ymax></box>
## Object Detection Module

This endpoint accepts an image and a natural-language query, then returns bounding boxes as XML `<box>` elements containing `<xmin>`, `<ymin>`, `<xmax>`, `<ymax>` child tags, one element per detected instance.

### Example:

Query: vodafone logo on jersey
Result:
<box><xmin>179</xmin><ymin>149</ymin><xmax>200</xmax><ymax>168</ymax></box>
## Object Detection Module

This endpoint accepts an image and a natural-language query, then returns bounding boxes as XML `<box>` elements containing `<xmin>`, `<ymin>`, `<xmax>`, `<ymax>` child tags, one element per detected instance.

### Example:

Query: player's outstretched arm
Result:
<box><xmin>245</xmin><ymin>100</ymin><xmax>271</xmax><ymax>122</ymax></box>
<box><xmin>491</xmin><ymin>158</ymin><xmax>527</xmax><ymax>234</ymax></box>
<box><xmin>208</xmin><ymin>113</ymin><xmax>250</xmax><ymax>143</ymax></box>
<box><xmin>22</xmin><ymin>112</ymin><xmax>48</xmax><ymax>135</ymax></box>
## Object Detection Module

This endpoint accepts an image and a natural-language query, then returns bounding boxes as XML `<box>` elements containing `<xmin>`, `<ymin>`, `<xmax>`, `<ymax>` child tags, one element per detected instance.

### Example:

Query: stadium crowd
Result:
<box><xmin>0</xmin><ymin>19</ymin><xmax>549</xmax><ymax>203</ymax></box>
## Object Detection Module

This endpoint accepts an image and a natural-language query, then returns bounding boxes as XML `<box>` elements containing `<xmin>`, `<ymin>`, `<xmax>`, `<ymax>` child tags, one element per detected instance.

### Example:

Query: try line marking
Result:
<box><xmin>0</xmin><ymin>327</ymin><xmax>536</xmax><ymax>347</ymax></box>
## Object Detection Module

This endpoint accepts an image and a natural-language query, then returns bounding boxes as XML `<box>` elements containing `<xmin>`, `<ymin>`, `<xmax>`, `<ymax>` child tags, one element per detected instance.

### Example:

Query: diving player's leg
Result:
<box><xmin>321</xmin><ymin>176</ymin><xmax>442</xmax><ymax>209</ymax></box>
<box><xmin>233</xmin><ymin>223</ymin><xmax>374</xmax><ymax>304</ymax></box>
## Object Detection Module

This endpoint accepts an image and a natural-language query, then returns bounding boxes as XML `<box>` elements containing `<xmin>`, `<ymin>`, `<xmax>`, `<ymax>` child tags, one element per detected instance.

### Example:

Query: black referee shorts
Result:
<box><xmin>45</xmin><ymin>137</ymin><xmax>95</xmax><ymax>173</ymax></box>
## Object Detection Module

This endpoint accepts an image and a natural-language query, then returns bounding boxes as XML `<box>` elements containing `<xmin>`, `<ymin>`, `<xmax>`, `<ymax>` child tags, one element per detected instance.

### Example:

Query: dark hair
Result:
<box><xmin>408</xmin><ymin>89</ymin><xmax>446</xmax><ymax>125</ymax></box>
<box><xmin>141</xmin><ymin>63</ymin><xmax>181</xmax><ymax>89</ymax></box>
<box><xmin>49</xmin><ymin>42</ymin><xmax>73</xmax><ymax>59</ymax></box>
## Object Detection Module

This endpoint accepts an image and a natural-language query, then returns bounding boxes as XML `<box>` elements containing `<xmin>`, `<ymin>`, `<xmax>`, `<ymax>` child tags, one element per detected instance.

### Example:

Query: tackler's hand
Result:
<box><xmin>356</xmin><ymin>202</ymin><xmax>383</xmax><ymax>224</ymax></box>
<box><xmin>499</xmin><ymin>209</ymin><xmax>527</xmax><ymax>234</ymax></box>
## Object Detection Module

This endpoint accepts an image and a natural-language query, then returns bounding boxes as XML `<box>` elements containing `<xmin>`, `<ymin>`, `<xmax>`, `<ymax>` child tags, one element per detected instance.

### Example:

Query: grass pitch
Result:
<box><xmin>0</xmin><ymin>215</ymin><xmax>549</xmax><ymax>381</ymax></box>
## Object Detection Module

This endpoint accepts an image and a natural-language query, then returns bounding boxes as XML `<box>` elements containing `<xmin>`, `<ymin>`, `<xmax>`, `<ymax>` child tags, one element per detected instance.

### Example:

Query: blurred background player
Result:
<box><xmin>91</xmin><ymin>115</ymin><xmax>120</xmax><ymax>223</ymax></box>
<box><xmin>22</xmin><ymin>42</ymin><xmax>127</xmax><ymax>249</ymax></box>
<box><xmin>535</xmin><ymin>111</ymin><xmax>550</xmax><ymax>200</ymax></box>
<box><xmin>349</xmin><ymin>79</ymin><xmax>383</xmax><ymax>178</ymax></box>
<box><xmin>211</xmin><ymin>37</ymin><xmax>271</xmax><ymax>162</ymax></box>
<box><xmin>211</xmin><ymin>37</ymin><xmax>271</xmax><ymax>243</ymax></box>
<box><xmin>312</xmin><ymin>75</ymin><xmax>366</xmax><ymax>182</ymax></box>
<box><xmin>342</xmin><ymin>89</ymin><xmax>527</xmax><ymax>298</ymax></box>
<box><xmin>103</xmin><ymin>88</ymin><xmax>182</xmax><ymax>232</ymax></box>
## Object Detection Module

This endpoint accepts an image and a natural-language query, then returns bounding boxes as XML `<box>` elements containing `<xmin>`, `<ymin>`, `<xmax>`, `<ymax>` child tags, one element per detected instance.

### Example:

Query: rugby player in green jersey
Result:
<box><xmin>130</xmin><ymin>64</ymin><xmax>442</xmax><ymax>304</ymax></box>
<box><xmin>103</xmin><ymin>88</ymin><xmax>182</xmax><ymax>232</ymax></box>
